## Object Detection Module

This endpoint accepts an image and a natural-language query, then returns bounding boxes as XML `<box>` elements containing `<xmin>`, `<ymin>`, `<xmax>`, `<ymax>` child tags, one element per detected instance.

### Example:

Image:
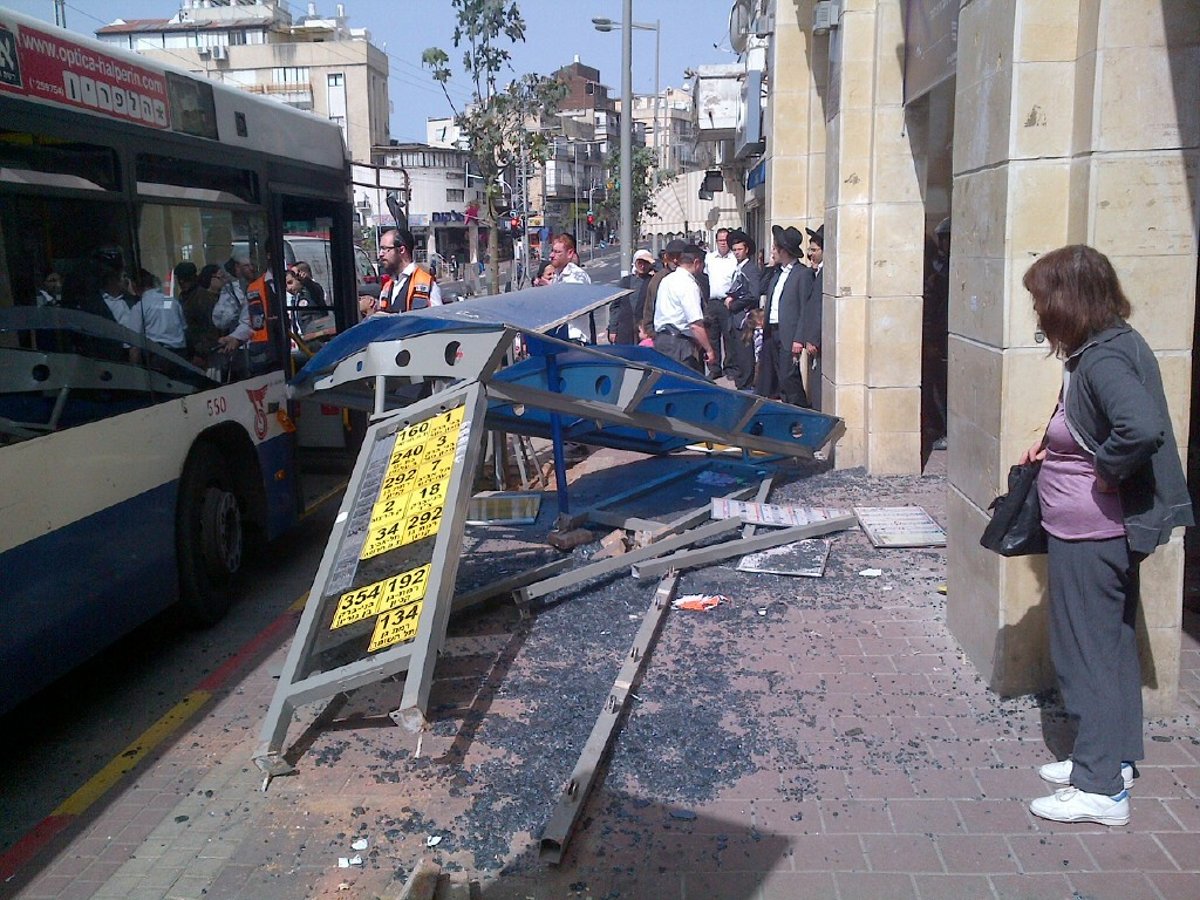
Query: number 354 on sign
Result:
<box><xmin>330</xmin><ymin>563</ymin><xmax>432</xmax><ymax>630</ymax></box>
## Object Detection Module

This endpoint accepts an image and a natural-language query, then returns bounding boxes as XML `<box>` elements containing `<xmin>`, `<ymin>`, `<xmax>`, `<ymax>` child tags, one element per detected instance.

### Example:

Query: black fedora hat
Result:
<box><xmin>771</xmin><ymin>224</ymin><xmax>805</xmax><ymax>257</ymax></box>
<box><xmin>805</xmin><ymin>224</ymin><xmax>824</xmax><ymax>247</ymax></box>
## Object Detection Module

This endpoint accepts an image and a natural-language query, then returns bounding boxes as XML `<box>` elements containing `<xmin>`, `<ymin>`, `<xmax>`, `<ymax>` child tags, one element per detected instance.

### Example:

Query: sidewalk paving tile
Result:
<box><xmin>934</xmin><ymin>833</ymin><xmax>1021</xmax><ymax>873</ymax></box>
<box><xmin>860</xmin><ymin>832</ymin><xmax>943</xmax><ymax>872</ymax></box>
<box><xmin>1006</xmin><ymin>832</ymin><xmax>1092</xmax><ymax>872</ymax></box>
<box><xmin>1069</xmin><ymin>870</ymin><xmax>1164</xmax><ymax>899</ymax></box>
<box><xmin>1078</xmin><ymin>831</ymin><xmax>1180</xmax><ymax>871</ymax></box>
<box><xmin>911</xmin><ymin>872</ymin><xmax>995</xmax><ymax>899</ymax></box>
<box><xmin>834</xmin><ymin>870</ymin><xmax>919</xmax><ymax>897</ymax></box>
<box><xmin>987</xmin><ymin>872</ymin><xmax>1075</xmax><ymax>898</ymax></box>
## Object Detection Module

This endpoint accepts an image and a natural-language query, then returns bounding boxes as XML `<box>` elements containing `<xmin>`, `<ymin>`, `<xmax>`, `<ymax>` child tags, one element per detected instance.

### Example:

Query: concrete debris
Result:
<box><xmin>589</xmin><ymin>528</ymin><xmax>630</xmax><ymax>561</ymax></box>
<box><xmin>546</xmin><ymin>527</ymin><xmax>595</xmax><ymax>551</ymax></box>
<box><xmin>858</xmin><ymin>567</ymin><xmax>883</xmax><ymax>577</ymax></box>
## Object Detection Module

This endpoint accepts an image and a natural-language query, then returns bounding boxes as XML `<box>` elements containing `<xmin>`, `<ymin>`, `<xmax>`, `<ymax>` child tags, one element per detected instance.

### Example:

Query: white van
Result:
<box><xmin>281</xmin><ymin>235</ymin><xmax>378</xmax><ymax>295</ymax></box>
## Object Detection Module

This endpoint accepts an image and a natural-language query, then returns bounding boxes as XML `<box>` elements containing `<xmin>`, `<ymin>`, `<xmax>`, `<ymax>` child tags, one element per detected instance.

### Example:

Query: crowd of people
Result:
<box><xmin>590</xmin><ymin>224</ymin><xmax>826</xmax><ymax>409</ymax></box>
<box><xmin>35</xmin><ymin>246</ymin><xmax>333</xmax><ymax>382</ymax></box>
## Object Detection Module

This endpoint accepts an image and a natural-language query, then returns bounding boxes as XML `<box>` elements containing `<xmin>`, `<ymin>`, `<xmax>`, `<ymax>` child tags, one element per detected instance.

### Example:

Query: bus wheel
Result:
<box><xmin>178</xmin><ymin>443</ymin><xmax>243</xmax><ymax>625</ymax></box>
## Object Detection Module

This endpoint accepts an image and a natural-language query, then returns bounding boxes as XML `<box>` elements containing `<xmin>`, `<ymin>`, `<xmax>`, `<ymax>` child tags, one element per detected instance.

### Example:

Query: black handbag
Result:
<box><xmin>980</xmin><ymin>461</ymin><xmax>1048</xmax><ymax>556</ymax></box>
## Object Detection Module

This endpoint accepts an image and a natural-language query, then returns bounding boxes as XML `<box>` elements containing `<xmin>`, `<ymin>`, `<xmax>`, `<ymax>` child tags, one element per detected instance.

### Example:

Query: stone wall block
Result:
<box><xmin>1095</xmin><ymin>46</ymin><xmax>1200</xmax><ymax>152</ymax></box>
<box><xmin>835</xmin><ymin>107</ymin><xmax>874</xmax><ymax>204</ymax></box>
<box><xmin>1015</xmin><ymin>0</ymin><xmax>1083</xmax><ymax>62</ymax></box>
<box><xmin>1155</xmin><ymin>352</ymin><xmax>1196</xmax><ymax>450</ymax></box>
<box><xmin>1099</xmin><ymin>0</ymin><xmax>1199</xmax><ymax>49</ymax></box>
<box><xmin>1140</xmin><ymin>538</ymin><xmax>1187</xmax><ymax>631</ymax></box>
<box><xmin>1111</xmin><ymin>255</ymin><xmax>1198</xmax><ymax>352</ymax></box>
<box><xmin>872</xmin><ymin>106</ymin><xmax>925</xmax><ymax>204</ymax></box>
<box><xmin>1006</xmin><ymin>162</ymin><xmax>1073</xmax><ymax>260</ymax></box>
<box><xmin>957</xmin><ymin>0</ymin><xmax>1018</xmax><ymax>89</ymax></box>
<box><xmin>831</xmin><ymin>382</ymin><xmax>867</xmax><ymax>469</ymax></box>
<box><xmin>826</xmin><ymin>293</ymin><xmax>867</xmax><ymax>385</ymax></box>
<box><xmin>999</xmin><ymin>349</ymin><xmax>1061</xmax><ymax>465</ymax></box>
<box><xmin>840</xmin><ymin>59</ymin><xmax>878</xmax><ymax>110</ymax></box>
<box><xmin>866</xmin><ymin>385</ymin><xmax>920</xmax><ymax>433</ymax></box>
<box><xmin>838</xmin><ymin>7</ymin><xmax>880</xmax><ymax>63</ymax></box>
<box><xmin>831</xmin><ymin>203</ymin><xmax>871</xmax><ymax>300</ymax></box>
<box><xmin>953</xmin><ymin>71</ymin><xmax>1015</xmax><ymax>174</ymax></box>
<box><xmin>953</xmin><ymin>165</ymin><xmax>1010</xmax><ymax>259</ymax></box>
<box><xmin>868</xmin><ymin>202</ymin><xmax>926</xmax><ymax>297</ymax></box>
<box><xmin>769</xmin><ymin>155</ymin><xmax>812</xmax><ymax>222</ymax></box>
<box><xmin>946</xmin><ymin>486</ymin><xmax>1003</xmax><ymax>677</ymax></box>
<box><xmin>1010</xmin><ymin>61</ymin><xmax>1077</xmax><ymax>160</ymax></box>
<box><xmin>865</xmin><ymin>426</ymin><xmax>921</xmax><ymax>474</ymax></box>
<box><xmin>1137</xmin><ymin>625</ymin><xmax>1180</xmax><ymax>716</ymax></box>
<box><xmin>865</xmin><ymin>295</ymin><xmax>922</xmax><ymax>386</ymax></box>
<box><xmin>1090</xmin><ymin>153</ymin><xmax>1198</xmax><ymax>256</ymax></box>
<box><xmin>948</xmin><ymin>253</ymin><xmax>1006</xmax><ymax>347</ymax></box>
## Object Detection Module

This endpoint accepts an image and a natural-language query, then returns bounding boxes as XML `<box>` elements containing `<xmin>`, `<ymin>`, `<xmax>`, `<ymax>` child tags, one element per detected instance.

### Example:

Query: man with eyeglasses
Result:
<box><xmin>376</xmin><ymin>227</ymin><xmax>441</xmax><ymax>314</ymax></box>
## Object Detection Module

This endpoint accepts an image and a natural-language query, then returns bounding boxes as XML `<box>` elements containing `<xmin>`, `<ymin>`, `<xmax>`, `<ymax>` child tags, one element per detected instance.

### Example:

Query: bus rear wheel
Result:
<box><xmin>178</xmin><ymin>442</ymin><xmax>243</xmax><ymax>625</ymax></box>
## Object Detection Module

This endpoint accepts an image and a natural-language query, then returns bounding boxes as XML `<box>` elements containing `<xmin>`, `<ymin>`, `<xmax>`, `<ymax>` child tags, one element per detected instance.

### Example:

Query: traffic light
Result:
<box><xmin>586</xmin><ymin>211</ymin><xmax>595</xmax><ymax>230</ymax></box>
<box><xmin>510</xmin><ymin>215</ymin><xmax>521</xmax><ymax>235</ymax></box>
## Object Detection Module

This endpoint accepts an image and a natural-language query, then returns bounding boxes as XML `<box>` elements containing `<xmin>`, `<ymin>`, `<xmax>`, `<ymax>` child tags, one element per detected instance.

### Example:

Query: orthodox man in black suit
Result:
<box><xmin>802</xmin><ymin>224</ymin><xmax>825</xmax><ymax>409</ymax></box>
<box><xmin>756</xmin><ymin>225</ymin><xmax>815</xmax><ymax>407</ymax></box>
<box><xmin>723</xmin><ymin>229</ymin><xmax>762</xmax><ymax>391</ymax></box>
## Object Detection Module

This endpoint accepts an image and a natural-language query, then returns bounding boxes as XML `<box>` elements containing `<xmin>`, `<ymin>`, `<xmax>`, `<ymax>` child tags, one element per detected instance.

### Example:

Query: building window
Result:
<box><xmin>273</xmin><ymin>67</ymin><xmax>310</xmax><ymax>85</ymax></box>
<box><xmin>446</xmin><ymin>189</ymin><xmax>465</xmax><ymax>202</ymax></box>
<box><xmin>229</xmin><ymin>31</ymin><xmax>247</xmax><ymax>46</ymax></box>
<box><xmin>328</xmin><ymin>73</ymin><xmax>344</xmax><ymax>87</ymax></box>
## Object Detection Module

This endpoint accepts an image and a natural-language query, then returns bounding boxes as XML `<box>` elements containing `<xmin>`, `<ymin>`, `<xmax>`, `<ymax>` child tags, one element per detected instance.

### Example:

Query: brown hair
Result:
<box><xmin>1023</xmin><ymin>244</ymin><xmax>1131</xmax><ymax>356</ymax></box>
<box><xmin>553</xmin><ymin>233</ymin><xmax>577</xmax><ymax>254</ymax></box>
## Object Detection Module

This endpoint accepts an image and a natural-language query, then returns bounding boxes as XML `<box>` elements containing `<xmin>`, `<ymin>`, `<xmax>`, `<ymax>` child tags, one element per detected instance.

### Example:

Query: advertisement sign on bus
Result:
<box><xmin>0</xmin><ymin>17</ymin><xmax>170</xmax><ymax>128</ymax></box>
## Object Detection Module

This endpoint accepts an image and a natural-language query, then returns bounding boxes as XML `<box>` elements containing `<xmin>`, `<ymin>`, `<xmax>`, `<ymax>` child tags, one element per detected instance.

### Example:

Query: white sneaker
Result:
<box><xmin>1039</xmin><ymin>759</ymin><xmax>1134</xmax><ymax>790</ymax></box>
<box><xmin>1030</xmin><ymin>787</ymin><xmax>1130</xmax><ymax>826</ymax></box>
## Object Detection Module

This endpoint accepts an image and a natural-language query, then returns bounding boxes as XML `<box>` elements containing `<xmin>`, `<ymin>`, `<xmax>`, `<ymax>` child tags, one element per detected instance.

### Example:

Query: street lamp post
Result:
<box><xmin>593</xmin><ymin>7</ymin><xmax>659</xmax><ymax>278</ymax></box>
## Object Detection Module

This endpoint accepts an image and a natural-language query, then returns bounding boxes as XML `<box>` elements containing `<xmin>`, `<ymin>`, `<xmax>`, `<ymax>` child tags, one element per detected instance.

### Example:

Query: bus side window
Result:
<box><xmin>138</xmin><ymin>204</ymin><xmax>277</xmax><ymax>384</ymax></box>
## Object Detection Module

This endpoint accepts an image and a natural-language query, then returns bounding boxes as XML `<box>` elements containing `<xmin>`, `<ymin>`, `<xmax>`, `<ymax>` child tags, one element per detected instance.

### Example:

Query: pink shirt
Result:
<box><xmin>1037</xmin><ymin>404</ymin><xmax>1125</xmax><ymax>540</ymax></box>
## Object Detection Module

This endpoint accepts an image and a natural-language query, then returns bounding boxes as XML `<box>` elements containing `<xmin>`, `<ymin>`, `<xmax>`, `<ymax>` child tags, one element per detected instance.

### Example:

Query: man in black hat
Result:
<box><xmin>757</xmin><ymin>225</ymin><xmax>815</xmax><ymax>407</ymax></box>
<box><xmin>802</xmin><ymin>224</ymin><xmax>825</xmax><ymax>407</ymax></box>
<box><xmin>724</xmin><ymin>230</ymin><xmax>761</xmax><ymax>390</ymax></box>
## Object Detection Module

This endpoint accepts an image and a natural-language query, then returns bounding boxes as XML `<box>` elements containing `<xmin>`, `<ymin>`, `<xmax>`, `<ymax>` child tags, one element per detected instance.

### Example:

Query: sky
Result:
<box><xmin>6</xmin><ymin>0</ymin><xmax>739</xmax><ymax>143</ymax></box>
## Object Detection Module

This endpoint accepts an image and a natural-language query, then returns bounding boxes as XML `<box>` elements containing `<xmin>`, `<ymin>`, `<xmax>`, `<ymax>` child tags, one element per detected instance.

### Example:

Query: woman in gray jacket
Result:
<box><xmin>1019</xmin><ymin>245</ymin><xmax>1193</xmax><ymax>827</ymax></box>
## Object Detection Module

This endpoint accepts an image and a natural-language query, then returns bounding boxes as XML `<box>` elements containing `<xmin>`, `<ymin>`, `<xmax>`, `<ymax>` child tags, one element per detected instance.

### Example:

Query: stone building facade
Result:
<box><xmin>745</xmin><ymin>0</ymin><xmax>1197</xmax><ymax>714</ymax></box>
<box><xmin>96</xmin><ymin>1</ymin><xmax>389</xmax><ymax>163</ymax></box>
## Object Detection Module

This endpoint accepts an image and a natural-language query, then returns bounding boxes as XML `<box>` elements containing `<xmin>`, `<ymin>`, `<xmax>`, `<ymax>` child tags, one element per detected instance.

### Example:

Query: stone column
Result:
<box><xmin>946</xmin><ymin>0</ymin><xmax>1197</xmax><ymax>714</ymax></box>
<box><xmin>823</xmin><ymin>1</ymin><xmax>925</xmax><ymax>472</ymax></box>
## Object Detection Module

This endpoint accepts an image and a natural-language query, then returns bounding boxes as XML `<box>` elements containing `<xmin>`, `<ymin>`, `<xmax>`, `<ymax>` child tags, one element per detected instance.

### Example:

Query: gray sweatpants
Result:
<box><xmin>1046</xmin><ymin>534</ymin><xmax>1144</xmax><ymax>796</ymax></box>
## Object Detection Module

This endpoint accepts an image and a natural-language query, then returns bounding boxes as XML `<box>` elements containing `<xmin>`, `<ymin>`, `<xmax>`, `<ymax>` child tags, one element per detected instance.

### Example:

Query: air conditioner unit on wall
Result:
<box><xmin>209</xmin><ymin>45</ymin><xmax>228</xmax><ymax>61</ymax></box>
<box><xmin>813</xmin><ymin>1</ymin><xmax>840</xmax><ymax>36</ymax></box>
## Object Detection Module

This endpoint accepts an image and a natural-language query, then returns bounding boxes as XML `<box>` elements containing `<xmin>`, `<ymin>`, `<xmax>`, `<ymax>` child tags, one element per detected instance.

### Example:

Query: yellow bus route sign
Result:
<box><xmin>255</xmin><ymin>383</ymin><xmax>488</xmax><ymax>768</ymax></box>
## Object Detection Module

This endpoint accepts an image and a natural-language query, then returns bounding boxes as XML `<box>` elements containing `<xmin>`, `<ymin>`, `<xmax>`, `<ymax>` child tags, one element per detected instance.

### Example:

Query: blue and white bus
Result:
<box><xmin>0</xmin><ymin>8</ymin><xmax>362</xmax><ymax>714</ymax></box>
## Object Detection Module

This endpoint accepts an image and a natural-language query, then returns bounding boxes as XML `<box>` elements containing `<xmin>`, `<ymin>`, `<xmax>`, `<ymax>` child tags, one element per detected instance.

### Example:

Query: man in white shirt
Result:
<box><xmin>133</xmin><ymin>268</ymin><xmax>188</xmax><ymax>354</ymax></box>
<box><xmin>549</xmin><ymin>233</ymin><xmax>591</xmax><ymax>284</ymax></box>
<box><xmin>704</xmin><ymin>228</ymin><xmax>738</xmax><ymax>378</ymax></box>
<box><xmin>653</xmin><ymin>243</ymin><xmax>716</xmax><ymax>374</ymax></box>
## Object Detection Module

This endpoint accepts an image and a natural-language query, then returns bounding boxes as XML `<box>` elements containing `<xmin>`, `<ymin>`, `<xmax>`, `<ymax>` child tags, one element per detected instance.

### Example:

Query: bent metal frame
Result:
<box><xmin>254</xmin><ymin>285</ymin><xmax>845</xmax><ymax>775</ymax></box>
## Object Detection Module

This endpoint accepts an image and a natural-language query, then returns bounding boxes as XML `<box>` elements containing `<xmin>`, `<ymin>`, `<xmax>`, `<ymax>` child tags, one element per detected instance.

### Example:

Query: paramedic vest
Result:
<box><xmin>246</xmin><ymin>273</ymin><xmax>271</xmax><ymax>344</ymax></box>
<box><xmin>379</xmin><ymin>266</ymin><xmax>435</xmax><ymax>312</ymax></box>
